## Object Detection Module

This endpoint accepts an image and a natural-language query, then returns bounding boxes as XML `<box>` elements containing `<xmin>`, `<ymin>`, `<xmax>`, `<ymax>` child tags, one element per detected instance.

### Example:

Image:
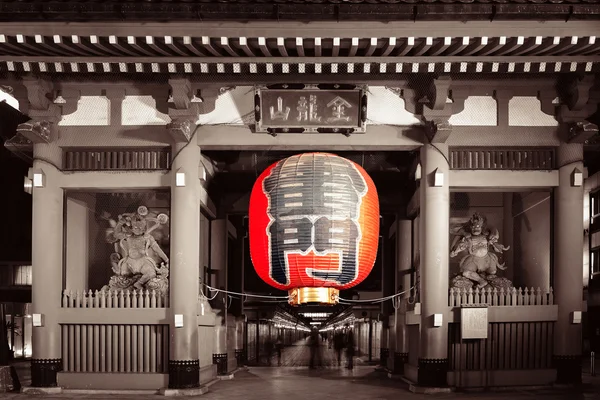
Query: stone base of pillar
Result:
<box><xmin>235</xmin><ymin>349</ymin><xmax>245</xmax><ymax>367</ymax></box>
<box><xmin>393</xmin><ymin>352</ymin><xmax>408</xmax><ymax>374</ymax></box>
<box><xmin>417</xmin><ymin>358</ymin><xmax>449</xmax><ymax>387</ymax></box>
<box><xmin>213</xmin><ymin>353</ymin><xmax>228</xmax><ymax>376</ymax></box>
<box><xmin>379</xmin><ymin>348</ymin><xmax>389</xmax><ymax>367</ymax></box>
<box><xmin>31</xmin><ymin>359</ymin><xmax>62</xmax><ymax>388</ymax></box>
<box><xmin>553</xmin><ymin>355</ymin><xmax>582</xmax><ymax>385</ymax></box>
<box><xmin>168</xmin><ymin>360</ymin><xmax>200</xmax><ymax>389</ymax></box>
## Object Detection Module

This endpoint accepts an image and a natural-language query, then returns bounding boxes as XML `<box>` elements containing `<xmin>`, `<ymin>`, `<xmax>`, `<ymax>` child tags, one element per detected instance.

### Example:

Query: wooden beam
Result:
<box><xmin>195</xmin><ymin>124</ymin><xmax>423</xmax><ymax>151</ymax></box>
<box><xmin>60</xmin><ymin>171</ymin><xmax>169</xmax><ymax>189</ymax></box>
<box><xmin>2</xmin><ymin>21</ymin><xmax>599</xmax><ymax>40</ymax></box>
<box><xmin>449</xmin><ymin>170</ymin><xmax>559</xmax><ymax>190</ymax></box>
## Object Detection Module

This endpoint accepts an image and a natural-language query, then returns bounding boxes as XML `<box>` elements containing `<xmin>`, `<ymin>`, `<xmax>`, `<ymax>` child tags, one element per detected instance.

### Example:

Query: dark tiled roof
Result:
<box><xmin>0</xmin><ymin>0</ymin><xmax>598</xmax><ymax>3</ymax></box>
<box><xmin>0</xmin><ymin>0</ymin><xmax>599</xmax><ymax>21</ymax></box>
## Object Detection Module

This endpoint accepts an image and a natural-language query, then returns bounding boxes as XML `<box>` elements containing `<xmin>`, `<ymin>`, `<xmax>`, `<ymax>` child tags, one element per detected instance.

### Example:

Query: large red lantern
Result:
<box><xmin>249</xmin><ymin>153</ymin><xmax>379</xmax><ymax>305</ymax></box>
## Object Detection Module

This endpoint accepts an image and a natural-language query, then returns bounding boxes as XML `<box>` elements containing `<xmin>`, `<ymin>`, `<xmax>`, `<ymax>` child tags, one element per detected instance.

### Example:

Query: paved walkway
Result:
<box><xmin>3</xmin><ymin>345</ymin><xmax>599</xmax><ymax>399</ymax></box>
<box><xmin>264</xmin><ymin>338</ymin><xmax>353</xmax><ymax>368</ymax></box>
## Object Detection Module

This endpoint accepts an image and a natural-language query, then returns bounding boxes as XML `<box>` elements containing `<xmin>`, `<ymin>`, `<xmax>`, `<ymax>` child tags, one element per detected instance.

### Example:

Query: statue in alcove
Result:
<box><xmin>102</xmin><ymin>205</ymin><xmax>170</xmax><ymax>295</ymax></box>
<box><xmin>449</xmin><ymin>212</ymin><xmax>513</xmax><ymax>290</ymax></box>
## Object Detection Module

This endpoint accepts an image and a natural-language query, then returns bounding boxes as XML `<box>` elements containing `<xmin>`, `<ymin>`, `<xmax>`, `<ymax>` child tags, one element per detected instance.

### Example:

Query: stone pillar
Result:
<box><xmin>502</xmin><ymin>193</ymin><xmax>514</xmax><ymax>283</ymax></box>
<box><xmin>394</xmin><ymin>219</ymin><xmax>412</xmax><ymax>374</ymax></box>
<box><xmin>168</xmin><ymin>142</ymin><xmax>201</xmax><ymax>389</ymax></box>
<box><xmin>418</xmin><ymin>143</ymin><xmax>450</xmax><ymax>387</ymax></box>
<box><xmin>553</xmin><ymin>143</ymin><xmax>584</xmax><ymax>384</ymax></box>
<box><xmin>210</xmin><ymin>219</ymin><xmax>228</xmax><ymax>374</ymax></box>
<box><xmin>235</xmin><ymin>317</ymin><xmax>246</xmax><ymax>367</ymax></box>
<box><xmin>380</xmin><ymin>323</ymin><xmax>389</xmax><ymax>366</ymax></box>
<box><xmin>30</xmin><ymin>144</ymin><xmax>63</xmax><ymax>388</ymax></box>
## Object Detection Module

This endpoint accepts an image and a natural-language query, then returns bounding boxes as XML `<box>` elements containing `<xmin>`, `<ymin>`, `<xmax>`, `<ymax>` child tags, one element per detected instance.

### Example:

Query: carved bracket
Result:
<box><xmin>54</xmin><ymin>88</ymin><xmax>82</xmax><ymax>117</ymax></box>
<box><xmin>165</xmin><ymin>79</ymin><xmax>222</xmax><ymax>143</ymax></box>
<box><xmin>399</xmin><ymin>78</ymin><xmax>467</xmax><ymax>144</ymax></box>
<box><xmin>22</xmin><ymin>77</ymin><xmax>54</xmax><ymax>110</ymax></box>
<box><xmin>429</xmin><ymin>76</ymin><xmax>453</xmax><ymax>111</ymax></box>
<box><xmin>167</xmin><ymin>117</ymin><xmax>195</xmax><ymax>143</ymax></box>
<box><xmin>562</xmin><ymin>75</ymin><xmax>595</xmax><ymax>112</ymax></box>
<box><xmin>566</xmin><ymin>121</ymin><xmax>599</xmax><ymax>144</ymax></box>
<box><xmin>169</xmin><ymin>78</ymin><xmax>193</xmax><ymax>110</ymax></box>
<box><xmin>17</xmin><ymin>119</ymin><xmax>54</xmax><ymax>144</ymax></box>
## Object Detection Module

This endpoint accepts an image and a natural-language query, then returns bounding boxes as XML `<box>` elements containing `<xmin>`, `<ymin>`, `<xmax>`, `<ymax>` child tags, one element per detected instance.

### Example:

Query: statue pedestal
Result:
<box><xmin>451</xmin><ymin>275</ymin><xmax>513</xmax><ymax>291</ymax></box>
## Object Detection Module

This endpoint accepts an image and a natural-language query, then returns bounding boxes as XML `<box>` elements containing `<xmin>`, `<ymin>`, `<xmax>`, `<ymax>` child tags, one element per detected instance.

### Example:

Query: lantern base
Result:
<box><xmin>288</xmin><ymin>287</ymin><xmax>339</xmax><ymax>306</ymax></box>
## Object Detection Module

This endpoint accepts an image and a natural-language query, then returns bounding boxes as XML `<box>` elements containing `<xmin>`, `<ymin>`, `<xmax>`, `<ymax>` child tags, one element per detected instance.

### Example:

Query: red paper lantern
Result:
<box><xmin>249</xmin><ymin>153</ymin><xmax>379</xmax><ymax>305</ymax></box>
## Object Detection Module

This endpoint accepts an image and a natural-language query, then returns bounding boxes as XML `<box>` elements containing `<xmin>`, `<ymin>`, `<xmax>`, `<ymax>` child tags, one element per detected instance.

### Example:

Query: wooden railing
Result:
<box><xmin>62</xmin><ymin>289</ymin><xmax>169</xmax><ymax>309</ymax></box>
<box><xmin>63</xmin><ymin>148</ymin><xmax>171</xmax><ymax>171</ymax></box>
<box><xmin>448</xmin><ymin>321</ymin><xmax>554</xmax><ymax>371</ymax></box>
<box><xmin>449</xmin><ymin>287</ymin><xmax>554</xmax><ymax>307</ymax></box>
<box><xmin>449</xmin><ymin>148</ymin><xmax>555</xmax><ymax>170</ymax></box>
<box><xmin>61</xmin><ymin>324</ymin><xmax>169</xmax><ymax>373</ymax></box>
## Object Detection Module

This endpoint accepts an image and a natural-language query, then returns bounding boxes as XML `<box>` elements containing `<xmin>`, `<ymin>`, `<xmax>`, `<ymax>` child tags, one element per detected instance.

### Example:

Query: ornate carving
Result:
<box><xmin>395</xmin><ymin>78</ymin><xmax>467</xmax><ymax>143</ymax></box>
<box><xmin>423</xmin><ymin>120</ymin><xmax>453</xmax><ymax>143</ymax></box>
<box><xmin>0</xmin><ymin>85</ymin><xmax>13</xmax><ymax>95</ymax></box>
<box><xmin>567</xmin><ymin>120</ymin><xmax>599</xmax><ymax>144</ymax></box>
<box><xmin>168</xmin><ymin>360</ymin><xmax>200</xmax><ymax>389</ymax></box>
<box><xmin>450</xmin><ymin>212</ymin><xmax>513</xmax><ymax>290</ymax></box>
<box><xmin>16</xmin><ymin>120</ymin><xmax>52</xmax><ymax>143</ymax></box>
<box><xmin>31</xmin><ymin>359</ymin><xmax>62</xmax><ymax>388</ymax></box>
<box><xmin>102</xmin><ymin>205</ymin><xmax>170</xmax><ymax>295</ymax></box>
<box><xmin>164</xmin><ymin>80</ymin><xmax>221</xmax><ymax>142</ymax></box>
<box><xmin>167</xmin><ymin>118</ymin><xmax>195</xmax><ymax>142</ymax></box>
<box><xmin>417</xmin><ymin>358</ymin><xmax>448</xmax><ymax>387</ymax></box>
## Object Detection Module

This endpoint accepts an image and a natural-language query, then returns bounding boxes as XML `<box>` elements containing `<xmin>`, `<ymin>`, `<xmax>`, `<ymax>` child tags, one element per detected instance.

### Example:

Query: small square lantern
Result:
<box><xmin>572</xmin><ymin>168</ymin><xmax>583</xmax><ymax>187</ymax></box>
<box><xmin>32</xmin><ymin>169</ymin><xmax>45</xmax><ymax>188</ymax></box>
<box><xmin>175</xmin><ymin>169</ymin><xmax>186</xmax><ymax>187</ymax></box>
<box><xmin>433</xmin><ymin>168</ymin><xmax>444</xmax><ymax>187</ymax></box>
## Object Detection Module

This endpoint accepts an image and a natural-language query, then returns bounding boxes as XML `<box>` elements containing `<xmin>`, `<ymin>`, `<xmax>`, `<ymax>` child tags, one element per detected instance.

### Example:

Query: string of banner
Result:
<box><xmin>200</xmin><ymin>283</ymin><xmax>416</xmax><ymax>308</ymax></box>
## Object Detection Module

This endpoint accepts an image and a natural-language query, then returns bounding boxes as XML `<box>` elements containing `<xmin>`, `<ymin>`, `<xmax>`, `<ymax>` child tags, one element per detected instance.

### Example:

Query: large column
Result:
<box><xmin>394</xmin><ymin>219</ymin><xmax>412</xmax><ymax>373</ymax></box>
<box><xmin>418</xmin><ymin>143</ymin><xmax>450</xmax><ymax>387</ymax></box>
<box><xmin>502</xmin><ymin>193</ymin><xmax>515</xmax><ymax>283</ymax></box>
<box><xmin>210</xmin><ymin>219</ymin><xmax>228</xmax><ymax>374</ymax></box>
<box><xmin>553</xmin><ymin>143</ymin><xmax>584</xmax><ymax>384</ymax></box>
<box><xmin>168</xmin><ymin>142</ymin><xmax>201</xmax><ymax>389</ymax></box>
<box><xmin>30</xmin><ymin>144</ymin><xmax>63</xmax><ymax>388</ymax></box>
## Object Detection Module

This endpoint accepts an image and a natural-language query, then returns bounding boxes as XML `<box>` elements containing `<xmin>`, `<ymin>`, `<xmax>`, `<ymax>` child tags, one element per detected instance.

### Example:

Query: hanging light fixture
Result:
<box><xmin>249</xmin><ymin>153</ymin><xmax>380</xmax><ymax>306</ymax></box>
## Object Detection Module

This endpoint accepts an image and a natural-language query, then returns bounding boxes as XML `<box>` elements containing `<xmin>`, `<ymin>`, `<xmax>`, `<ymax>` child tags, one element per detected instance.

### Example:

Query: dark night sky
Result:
<box><xmin>0</xmin><ymin>102</ymin><xmax>32</xmax><ymax>262</ymax></box>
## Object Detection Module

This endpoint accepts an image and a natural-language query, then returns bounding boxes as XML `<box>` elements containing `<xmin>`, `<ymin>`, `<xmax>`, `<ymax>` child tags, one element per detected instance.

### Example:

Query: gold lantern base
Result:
<box><xmin>288</xmin><ymin>287</ymin><xmax>339</xmax><ymax>306</ymax></box>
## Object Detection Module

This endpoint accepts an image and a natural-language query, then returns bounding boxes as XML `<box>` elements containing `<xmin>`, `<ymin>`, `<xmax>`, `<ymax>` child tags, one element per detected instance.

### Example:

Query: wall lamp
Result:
<box><xmin>433</xmin><ymin>168</ymin><xmax>445</xmax><ymax>187</ymax></box>
<box><xmin>175</xmin><ymin>168</ymin><xmax>186</xmax><ymax>187</ymax></box>
<box><xmin>572</xmin><ymin>168</ymin><xmax>583</xmax><ymax>187</ymax></box>
<box><xmin>32</xmin><ymin>169</ymin><xmax>45</xmax><ymax>188</ymax></box>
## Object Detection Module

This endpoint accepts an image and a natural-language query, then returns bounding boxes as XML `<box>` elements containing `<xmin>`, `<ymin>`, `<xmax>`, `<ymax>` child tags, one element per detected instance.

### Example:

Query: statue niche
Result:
<box><xmin>102</xmin><ymin>205</ymin><xmax>170</xmax><ymax>295</ymax></box>
<box><xmin>450</xmin><ymin>212</ymin><xmax>513</xmax><ymax>290</ymax></box>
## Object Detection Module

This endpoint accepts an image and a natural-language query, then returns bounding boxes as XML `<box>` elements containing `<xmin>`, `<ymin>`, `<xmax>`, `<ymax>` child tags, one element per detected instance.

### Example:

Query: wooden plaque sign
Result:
<box><xmin>254</xmin><ymin>84</ymin><xmax>367</xmax><ymax>134</ymax></box>
<box><xmin>460</xmin><ymin>306</ymin><xmax>489</xmax><ymax>340</ymax></box>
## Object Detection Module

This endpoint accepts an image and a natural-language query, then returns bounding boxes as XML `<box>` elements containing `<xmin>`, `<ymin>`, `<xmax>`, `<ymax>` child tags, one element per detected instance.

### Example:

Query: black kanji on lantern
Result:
<box><xmin>262</xmin><ymin>153</ymin><xmax>368</xmax><ymax>285</ymax></box>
